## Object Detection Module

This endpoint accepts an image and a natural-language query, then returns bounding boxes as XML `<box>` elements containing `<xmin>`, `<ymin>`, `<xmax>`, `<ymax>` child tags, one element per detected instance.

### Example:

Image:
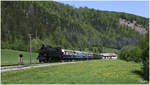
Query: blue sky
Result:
<box><xmin>56</xmin><ymin>1</ymin><xmax>149</xmax><ymax>18</ymax></box>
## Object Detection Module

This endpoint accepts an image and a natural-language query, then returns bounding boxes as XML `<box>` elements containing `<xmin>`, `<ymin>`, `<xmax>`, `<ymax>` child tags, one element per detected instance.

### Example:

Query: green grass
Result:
<box><xmin>1</xmin><ymin>49</ymin><xmax>38</xmax><ymax>65</ymax></box>
<box><xmin>2</xmin><ymin>60</ymin><xmax>148</xmax><ymax>84</ymax></box>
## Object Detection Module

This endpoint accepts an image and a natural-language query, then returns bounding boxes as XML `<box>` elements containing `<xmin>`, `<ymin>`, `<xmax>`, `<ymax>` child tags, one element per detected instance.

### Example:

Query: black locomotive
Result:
<box><xmin>37</xmin><ymin>45</ymin><xmax>63</xmax><ymax>63</ymax></box>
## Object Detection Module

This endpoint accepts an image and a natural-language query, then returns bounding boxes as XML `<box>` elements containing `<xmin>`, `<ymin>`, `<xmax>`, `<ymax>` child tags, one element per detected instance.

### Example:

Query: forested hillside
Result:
<box><xmin>1</xmin><ymin>1</ymin><xmax>149</xmax><ymax>52</ymax></box>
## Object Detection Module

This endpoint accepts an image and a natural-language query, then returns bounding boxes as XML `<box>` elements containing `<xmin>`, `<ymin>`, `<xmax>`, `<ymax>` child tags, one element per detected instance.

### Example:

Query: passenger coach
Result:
<box><xmin>61</xmin><ymin>49</ymin><xmax>102</xmax><ymax>60</ymax></box>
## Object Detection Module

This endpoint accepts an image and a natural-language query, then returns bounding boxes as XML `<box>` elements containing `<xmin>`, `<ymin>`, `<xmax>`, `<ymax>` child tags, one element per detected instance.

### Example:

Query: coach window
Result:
<box><xmin>66</xmin><ymin>52</ymin><xmax>68</xmax><ymax>55</ymax></box>
<box><xmin>65</xmin><ymin>52</ymin><xmax>66</xmax><ymax>55</ymax></box>
<box><xmin>65</xmin><ymin>52</ymin><xmax>67</xmax><ymax>55</ymax></box>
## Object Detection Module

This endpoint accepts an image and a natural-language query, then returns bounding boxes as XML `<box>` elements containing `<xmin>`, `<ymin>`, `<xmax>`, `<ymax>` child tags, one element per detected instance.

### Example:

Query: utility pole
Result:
<box><xmin>28</xmin><ymin>34</ymin><xmax>32</xmax><ymax>64</ymax></box>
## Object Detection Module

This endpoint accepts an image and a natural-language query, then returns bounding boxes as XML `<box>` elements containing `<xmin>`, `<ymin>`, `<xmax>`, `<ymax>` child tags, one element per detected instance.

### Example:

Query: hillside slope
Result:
<box><xmin>1</xmin><ymin>1</ymin><xmax>149</xmax><ymax>52</ymax></box>
<box><xmin>120</xmin><ymin>18</ymin><xmax>147</xmax><ymax>34</ymax></box>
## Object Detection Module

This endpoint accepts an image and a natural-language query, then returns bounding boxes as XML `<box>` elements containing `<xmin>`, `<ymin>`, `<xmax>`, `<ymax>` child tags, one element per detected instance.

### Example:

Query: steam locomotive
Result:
<box><xmin>37</xmin><ymin>45</ymin><xmax>102</xmax><ymax>63</ymax></box>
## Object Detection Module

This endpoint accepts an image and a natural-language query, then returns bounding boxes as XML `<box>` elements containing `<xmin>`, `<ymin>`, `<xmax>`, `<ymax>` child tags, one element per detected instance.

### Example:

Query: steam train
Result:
<box><xmin>37</xmin><ymin>45</ymin><xmax>102</xmax><ymax>63</ymax></box>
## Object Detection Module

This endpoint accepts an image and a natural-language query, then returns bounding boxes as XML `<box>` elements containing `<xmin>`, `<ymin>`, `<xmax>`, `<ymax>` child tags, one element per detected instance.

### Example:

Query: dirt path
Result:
<box><xmin>1</xmin><ymin>62</ymin><xmax>76</xmax><ymax>72</ymax></box>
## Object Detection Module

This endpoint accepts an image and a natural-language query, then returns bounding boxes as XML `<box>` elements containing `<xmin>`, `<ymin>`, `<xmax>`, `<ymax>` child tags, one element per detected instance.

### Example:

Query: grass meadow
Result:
<box><xmin>2</xmin><ymin>60</ymin><xmax>148</xmax><ymax>84</ymax></box>
<box><xmin>1</xmin><ymin>49</ymin><xmax>38</xmax><ymax>65</ymax></box>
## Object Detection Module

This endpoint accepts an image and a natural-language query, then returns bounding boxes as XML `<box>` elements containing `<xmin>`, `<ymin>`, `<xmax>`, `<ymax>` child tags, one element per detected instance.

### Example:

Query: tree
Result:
<box><xmin>32</xmin><ymin>38</ymin><xmax>44</xmax><ymax>52</ymax></box>
<box><xmin>138</xmin><ymin>32</ymin><xmax>149</xmax><ymax>80</ymax></box>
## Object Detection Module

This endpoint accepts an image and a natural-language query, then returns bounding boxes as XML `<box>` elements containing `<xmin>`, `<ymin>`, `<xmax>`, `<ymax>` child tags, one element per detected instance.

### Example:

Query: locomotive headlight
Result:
<box><xmin>61</xmin><ymin>49</ymin><xmax>64</xmax><ymax>53</ymax></box>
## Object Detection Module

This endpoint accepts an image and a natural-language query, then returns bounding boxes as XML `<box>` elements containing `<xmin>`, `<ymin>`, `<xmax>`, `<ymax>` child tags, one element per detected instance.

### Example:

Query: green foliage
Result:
<box><xmin>103</xmin><ymin>47</ymin><xmax>118</xmax><ymax>53</ymax></box>
<box><xmin>119</xmin><ymin>32</ymin><xmax>149</xmax><ymax>81</ymax></box>
<box><xmin>98</xmin><ymin>45</ymin><xmax>104</xmax><ymax>53</ymax></box>
<box><xmin>32</xmin><ymin>38</ymin><xmax>44</xmax><ymax>52</ymax></box>
<box><xmin>119</xmin><ymin>46</ymin><xmax>142</xmax><ymax>62</ymax></box>
<box><xmin>138</xmin><ymin>32</ymin><xmax>149</xmax><ymax>80</ymax></box>
<box><xmin>1</xmin><ymin>1</ymin><xmax>148</xmax><ymax>52</ymax></box>
<box><xmin>2</xmin><ymin>60</ymin><xmax>147</xmax><ymax>84</ymax></box>
<box><xmin>129</xmin><ymin>46</ymin><xmax>142</xmax><ymax>62</ymax></box>
<box><xmin>89</xmin><ymin>45</ymin><xmax>103</xmax><ymax>53</ymax></box>
<box><xmin>1</xmin><ymin>41</ymin><xmax>11</xmax><ymax>49</ymax></box>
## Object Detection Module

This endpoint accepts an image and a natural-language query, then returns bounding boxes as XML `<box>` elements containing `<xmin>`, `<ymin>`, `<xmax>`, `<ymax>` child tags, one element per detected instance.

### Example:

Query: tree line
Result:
<box><xmin>1</xmin><ymin>1</ymin><xmax>149</xmax><ymax>53</ymax></box>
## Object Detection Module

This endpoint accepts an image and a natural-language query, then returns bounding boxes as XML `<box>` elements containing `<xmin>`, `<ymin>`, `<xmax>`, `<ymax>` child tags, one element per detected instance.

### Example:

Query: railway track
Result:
<box><xmin>1</xmin><ymin>64</ymin><xmax>23</xmax><ymax>67</ymax></box>
<box><xmin>1</xmin><ymin>62</ymin><xmax>76</xmax><ymax>72</ymax></box>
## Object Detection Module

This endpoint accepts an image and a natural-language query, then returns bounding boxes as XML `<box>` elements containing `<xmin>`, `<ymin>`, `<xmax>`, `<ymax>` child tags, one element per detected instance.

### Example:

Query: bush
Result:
<box><xmin>129</xmin><ymin>46</ymin><xmax>142</xmax><ymax>62</ymax></box>
<box><xmin>119</xmin><ymin>46</ymin><xmax>142</xmax><ymax>62</ymax></box>
<box><xmin>1</xmin><ymin>41</ymin><xmax>11</xmax><ymax>49</ymax></box>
